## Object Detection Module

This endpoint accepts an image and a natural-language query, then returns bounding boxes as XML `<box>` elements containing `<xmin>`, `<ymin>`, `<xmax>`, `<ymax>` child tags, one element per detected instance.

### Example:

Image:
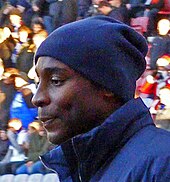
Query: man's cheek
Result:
<box><xmin>56</xmin><ymin>92</ymin><xmax>76</xmax><ymax>112</ymax></box>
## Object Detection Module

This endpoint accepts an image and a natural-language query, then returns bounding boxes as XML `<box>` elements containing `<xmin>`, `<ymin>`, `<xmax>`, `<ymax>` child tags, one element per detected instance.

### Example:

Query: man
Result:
<box><xmin>125</xmin><ymin>0</ymin><xmax>164</xmax><ymax>36</ymax></box>
<box><xmin>150</xmin><ymin>19</ymin><xmax>170</xmax><ymax>70</ymax></box>
<box><xmin>77</xmin><ymin>0</ymin><xmax>92</xmax><ymax>19</ymax></box>
<box><xmin>16</xmin><ymin>123</ymin><xmax>52</xmax><ymax>174</ymax></box>
<box><xmin>0</xmin><ymin>128</ymin><xmax>9</xmax><ymax>161</ymax></box>
<box><xmin>32</xmin><ymin>16</ymin><xmax>170</xmax><ymax>181</ymax></box>
<box><xmin>97</xmin><ymin>0</ymin><xmax>130</xmax><ymax>24</ymax></box>
<box><xmin>44</xmin><ymin>0</ymin><xmax>77</xmax><ymax>33</ymax></box>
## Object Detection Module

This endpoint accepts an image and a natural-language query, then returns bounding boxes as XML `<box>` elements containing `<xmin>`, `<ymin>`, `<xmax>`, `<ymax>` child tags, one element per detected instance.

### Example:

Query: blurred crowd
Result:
<box><xmin>0</xmin><ymin>0</ymin><xmax>169</xmax><ymax>176</ymax></box>
<box><xmin>0</xmin><ymin>119</ymin><xmax>55</xmax><ymax>175</ymax></box>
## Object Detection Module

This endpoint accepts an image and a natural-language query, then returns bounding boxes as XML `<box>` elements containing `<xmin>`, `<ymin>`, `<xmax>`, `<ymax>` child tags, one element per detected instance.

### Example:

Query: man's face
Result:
<box><xmin>32</xmin><ymin>57</ymin><xmax>105</xmax><ymax>145</ymax></box>
<box><xmin>32</xmin><ymin>24</ymin><xmax>43</xmax><ymax>34</ymax></box>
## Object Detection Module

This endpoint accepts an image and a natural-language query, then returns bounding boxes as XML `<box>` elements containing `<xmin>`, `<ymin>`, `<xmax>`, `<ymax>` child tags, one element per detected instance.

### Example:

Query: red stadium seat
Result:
<box><xmin>158</xmin><ymin>0</ymin><xmax>170</xmax><ymax>15</ymax></box>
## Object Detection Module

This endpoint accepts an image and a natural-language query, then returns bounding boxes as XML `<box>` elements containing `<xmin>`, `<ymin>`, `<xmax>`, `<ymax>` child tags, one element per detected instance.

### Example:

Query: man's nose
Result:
<box><xmin>32</xmin><ymin>88</ymin><xmax>50</xmax><ymax>107</ymax></box>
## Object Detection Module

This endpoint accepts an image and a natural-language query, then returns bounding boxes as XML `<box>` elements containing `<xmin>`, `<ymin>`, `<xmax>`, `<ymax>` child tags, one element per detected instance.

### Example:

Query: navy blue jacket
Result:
<box><xmin>40</xmin><ymin>98</ymin><xmax>170</xmax><ymax>181</ymax></box>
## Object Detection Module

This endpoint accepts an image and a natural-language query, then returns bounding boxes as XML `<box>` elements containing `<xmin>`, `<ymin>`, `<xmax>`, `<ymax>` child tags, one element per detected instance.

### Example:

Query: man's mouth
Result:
<box><xmin>38</xmin><ymin>116</ymin><xmax>54</xmax><ymax>127</ymax></box>
<box><xmin>39</xmin><ymin>117</ymin><xmax>62</xmax><ymax>131</ymax></box>
<box><xmin>42</xmin><ymin>119</ymin><xmax>54</xmax><ymax>128</ymax></box>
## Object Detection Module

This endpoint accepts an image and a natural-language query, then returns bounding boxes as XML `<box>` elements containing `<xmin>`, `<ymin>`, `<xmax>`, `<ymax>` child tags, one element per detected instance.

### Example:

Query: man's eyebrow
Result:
<box><xmin>43</xmin><ymin>67</ymin><xmax>69</xmax><ymax>74</ymax></box>
<box><xmin>35</xmin><ymin>67</ymin><xmax>69</xmax><ymax>76</ymax></box>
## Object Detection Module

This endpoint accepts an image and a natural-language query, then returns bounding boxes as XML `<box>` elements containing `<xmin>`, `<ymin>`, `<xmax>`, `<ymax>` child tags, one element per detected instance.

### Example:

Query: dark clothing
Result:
<box><xmin>126</xmin><ymin>0</ymin><xmax>164</xmax><ymax>35</ymax></box>
<box><xmin>32</xmin><ymin>0</ymin><xmax>49</xmax><ymax>17</ymax></box>
<box><xmin>145</xmin><ymin>0</ymin><xmax>164</xmax><ymax>34</ymax></box>
<box><xmin>108</xmin><ymin>5</ymin><xmax>130</xmax><ymax>25</ymax></box>
<box><xmin>0</xmin><ymin>161</ymin><xmax>25</xmax><ymax>174</ymax></box>
<box><xmin>0</xmin><ymin>37</ymin><xmax>15</xmax><ymax>68</ymax></box>
<box><xmin>127</xmin><ymin>0</ymin><xmax>164</xmax><ymax>10</ymax></box>
<box><xmin>77</xmin><ymin>0</ymin><xmax>92</xmax><ymax>19</ymax></box>
<box><xmin>41</xmin><ymin>98</ymin><xmax>170</xmax><ymax>181</ymax></box>
<box><xmin>46</xmin><ymin>0</ymin><xmax>77</xmax><ymax>30</ymax></box>
<box><xmin>125</xmin><ymin>0</ymin><xmax>146</xmax><ymax>18</ymax></box>
<box><xmin>15</xmin><ymin>46</ymin><xmax>34</xmax><ymax>74</ymax></box>
<box><xmin>31</xmin><ymin>0</ymin><xmax>51</xmax><ymax>32</ymax></box>
<box><xmin>27</xmin><ymin>132</ymin><xmax>49</xmax><ymax>162</ymax></box>
<box><xmin>0</xmin><ymin>139</ymin><xmax>9</xmax><ymax>161</ymax></box>
<box><xmin>145</xmin><ymin>0</ymin><xmax>164</xmax><ymax>10</ymax></box>
<box><xmin>126</xmin><ymin>0</ymin><xmax>164</xmax><ymax>16</ymax></box>
<box><xmin>22</xmin><ymin>8</ymin><xmax>35</xmax><ymax>28</ymax></box>
<box><xmin>0</xmin><ymin>81</ymin><xmax>16</xmax><ymax>129</ymax></box>
<box><xmin>150</xmin><ymin>35</ymin><xmax>170</xmax><ymax>69</ymax></box>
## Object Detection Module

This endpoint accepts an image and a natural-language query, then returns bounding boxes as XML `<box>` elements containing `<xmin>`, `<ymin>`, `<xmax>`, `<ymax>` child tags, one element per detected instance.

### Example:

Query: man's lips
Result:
<box><xmin>39</xmin><ymin>117</ymin><xmax>62</xmax><ymax>129</ymax></box>
<box><xmin>38</xmin><ymin>117</ymin><xmax>54</xmax><ymax>126</ymax></box>
<box><xmin>42</xmin><ymin>119</ymin><xmax>54</xmax><ymax>128</ymax></box>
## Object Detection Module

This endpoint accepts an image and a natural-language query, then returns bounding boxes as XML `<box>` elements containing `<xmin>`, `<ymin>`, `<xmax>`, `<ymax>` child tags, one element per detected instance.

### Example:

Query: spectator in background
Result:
<box><xmin>30</xmin><ymin>0</ymin><xmax>78</xmax><ymax>34</ymax></box>
<box><xmin>16</xmin><ymin>122</ymin><xmax>54</xmax><ymax>174</ymax></box>
<box><xmin>10</xmin><ymin>25</ymin><xmax>32</xmax><ymax>71</ymax></box>
<box><xmin>125</xmin><ymin>0</ymin><xmax>146</xmax><ymax>18</ymax></box>
<box><xmin>125</xmin><ymin>0</ymin><xmax>164</xmax><ymax>36</ymax></box>
<box><xmin>0</xmin><ymin>68</ymin><xmax>18</xmax><ymax>129</ymax></box>
<box><xmin>0</xmin><ymin>7</ymin><xmax>33</xmax><ymax>66</ymax></box>
<box><xmin>0</xmin><ymin>8</ymin><xmax>22</xmax><ymax>36</ymax></box>
<box><xmin>10</xmin><ymin>72</ymin><xmax>37</xmax><ymax>129</ymax></box>
<box><xmin>27</xmin><ymin>30</ymin><xmax>48</xmax><ymax>82</ymax></box>
<box><xmin>97</xmin><ymin>0</ymin><xmax>130</xmax><ymax>24</ymax></box>
<box><xmin>0</xmin><ymin>58</ymin><xmax>4</xmax><ymax>80</ymax></box>
<box><xmin>144</xmin><ymin>0</ymin><xmax>164</xmax><ymax>36</ymax></box>
<box><xmin>79</xmin><ymin>0</ymin><xmax>130</xmax><ymax>24</ymax></box>
<box><xmin>31</xmin><ymin>16</ymin><xmax>48</xmax><ymax>35</ymax></box>
<box><xmin>0</xmin><ymin>118</ymin><xmax>28</xmax><ymax>175</ymax></box>
<box><xmin>0</xmin><ymin>128</ymin><xmax>9</xmax><ymax>161</ymax></box>
<box><xmin>150</xmin><ymin>19</ymin><xmax>170</xmax><ymax>70</ymax></box>
<box><xmin>0</xmin><ymin>0</ymin><xmax>7</xmax><ymax>9</ymax></box>
<box><xmin>0</xmin><ymin>27</ymin><xmax>15</xmax><ymax>68</ymax></box>
<box><xmin>45</xmin><ymin>0</ymin><xmax>78</xmax><ymax>33</ymax></box>
<box><xmin>16</xmin><ymin>0</ymin><xmax>34</xmax><ymax>27</ymax></box>
<box><xmin>77</xmin><ymin>0</ymin><xmax>92</xmax><ymax>19</ymax></box>
<box><xmin>0</xmin><ymin>2</ymin><xmax>15</xmax><ymax>27</ymax></box>
<box><xmin>31</xmin><ymin>0</ymin><xmax>50</xmax><ymax>33</ymax></box>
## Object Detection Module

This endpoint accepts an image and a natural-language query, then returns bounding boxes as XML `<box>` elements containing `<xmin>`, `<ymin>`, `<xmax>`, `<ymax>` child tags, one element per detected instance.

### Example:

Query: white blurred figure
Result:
<box><xmin>157</xmin><ymin>19</ymin><xmax>170</xmax><ymax>36</ymax></box>
<box><xmin>0</xmin><ymin>118</ymin><xmax>28</xmax><ymax>175</ymax></box>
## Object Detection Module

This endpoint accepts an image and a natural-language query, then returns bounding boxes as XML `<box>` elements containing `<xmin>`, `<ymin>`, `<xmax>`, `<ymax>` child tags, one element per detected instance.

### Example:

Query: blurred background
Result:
<box><xmin>0</xmin><ymin>0</ymin><xmax>170</xmax><ymax>180</ymax></box>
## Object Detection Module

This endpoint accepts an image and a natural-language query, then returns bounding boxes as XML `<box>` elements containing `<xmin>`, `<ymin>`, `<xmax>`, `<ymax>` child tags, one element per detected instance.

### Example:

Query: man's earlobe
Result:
<box><xmin>102</xmin><ymin>91</ymin><xmax>115</xmax><ymax>101</ymax></box>
<box><xmin>104</xmin><ymin>92</ymin><xmax>114</xmax><ymax>98</ymax></box>
<box><xmin>103</xmin><ymin>91</ymin><xmax>123</xmax><ymax>104</ymax></box>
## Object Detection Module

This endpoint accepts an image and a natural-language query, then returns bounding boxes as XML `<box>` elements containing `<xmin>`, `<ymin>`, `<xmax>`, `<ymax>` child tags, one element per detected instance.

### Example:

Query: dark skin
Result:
<box><xmin>32</xmin><ymin>57</ymin><xmax>122</xmax><ymax>145</ymax></box>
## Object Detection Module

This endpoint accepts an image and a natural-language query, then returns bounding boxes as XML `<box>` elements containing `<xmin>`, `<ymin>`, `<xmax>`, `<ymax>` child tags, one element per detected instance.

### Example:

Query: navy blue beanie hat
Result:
<box><xmin>35</xmin><ymin>16</ymin><xmax>148</xmax><ymax>102</ymax></box>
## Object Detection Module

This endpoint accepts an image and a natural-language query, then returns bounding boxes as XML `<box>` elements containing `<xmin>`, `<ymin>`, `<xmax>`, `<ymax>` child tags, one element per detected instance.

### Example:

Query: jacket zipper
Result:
<box><xmin>72</xmin><ymin>137</ymin><xmax>83</xmax><ymax>182</ymax></box>
<box><xmin>39</xmin><ymin>156</ymin><xmax>60</xmax><ymax>177</ymax></box>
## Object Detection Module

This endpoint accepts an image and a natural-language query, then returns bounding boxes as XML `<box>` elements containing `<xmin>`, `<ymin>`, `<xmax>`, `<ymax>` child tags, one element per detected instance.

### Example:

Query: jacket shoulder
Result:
<box><xmin>92</xmin><ymin>126</ymin><xmax>170</xmax><ymax>182</ymax></box>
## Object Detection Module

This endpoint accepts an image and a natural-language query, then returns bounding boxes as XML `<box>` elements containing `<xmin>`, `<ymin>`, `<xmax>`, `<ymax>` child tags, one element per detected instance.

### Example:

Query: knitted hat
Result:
<box><xmin>35</xmin><ymin>16</ymin><xmax>148</xmax><ymax>102</ymax></box>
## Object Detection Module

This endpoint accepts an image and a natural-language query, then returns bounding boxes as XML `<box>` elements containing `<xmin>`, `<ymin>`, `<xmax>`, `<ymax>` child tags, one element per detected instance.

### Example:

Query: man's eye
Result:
<box><xmin>51</xmin><ymin>77</ymin><xmax>64</xmax><ymax>86</ymax></box>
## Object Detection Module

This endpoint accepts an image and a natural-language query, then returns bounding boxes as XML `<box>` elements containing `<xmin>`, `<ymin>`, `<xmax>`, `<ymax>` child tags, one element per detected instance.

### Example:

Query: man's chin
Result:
<box><xmin>47</xmin><ymin>131</ymin><xmax>69</xmax><ymax>145</ymax></box>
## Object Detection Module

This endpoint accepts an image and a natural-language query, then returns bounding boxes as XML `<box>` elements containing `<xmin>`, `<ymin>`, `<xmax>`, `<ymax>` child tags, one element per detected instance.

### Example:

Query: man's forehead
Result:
<box><xmin>35</xmin><ymin>57</ymin><xmax>77</xmax><ymax>76</ymax></box>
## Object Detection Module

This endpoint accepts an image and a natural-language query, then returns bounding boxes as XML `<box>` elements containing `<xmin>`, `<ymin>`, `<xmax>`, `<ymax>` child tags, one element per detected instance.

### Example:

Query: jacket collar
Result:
<box><xmin>41</xmin><ymin>97</ymin><xmax>154</xmax><ymax>181</ymax></box>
